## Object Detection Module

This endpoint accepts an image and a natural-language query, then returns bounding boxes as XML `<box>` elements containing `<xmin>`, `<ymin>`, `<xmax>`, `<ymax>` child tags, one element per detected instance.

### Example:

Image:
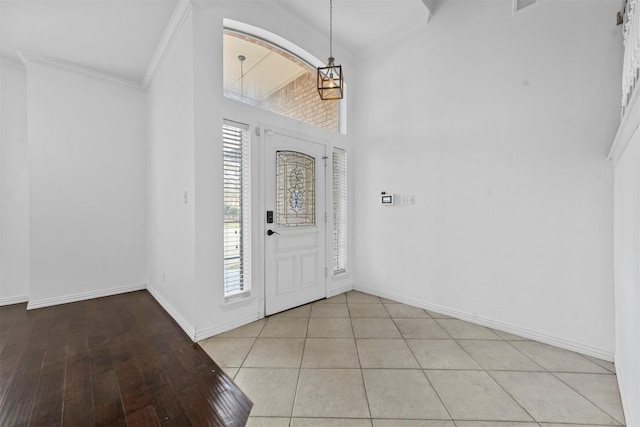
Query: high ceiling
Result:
<box><xmin>275</xmin><ymin>0</ymin><xmax>430</xmax><ymax>56</ymax></box>
<box><xmin>0</xmin><ymin>0</ymin><xmax>178</xmax><ymax>82</ymax></box>
<box><xmin>0</xmin><ymin>0</ymin><xmax>430</xmax><ymax>84</ymax></box>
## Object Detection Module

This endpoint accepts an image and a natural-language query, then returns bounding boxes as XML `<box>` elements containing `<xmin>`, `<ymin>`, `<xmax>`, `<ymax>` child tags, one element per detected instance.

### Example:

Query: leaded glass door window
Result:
<box><xmin>276</xmin><ymin>151</ymin><xmax>316</xmax><ymax>227</ymax></box>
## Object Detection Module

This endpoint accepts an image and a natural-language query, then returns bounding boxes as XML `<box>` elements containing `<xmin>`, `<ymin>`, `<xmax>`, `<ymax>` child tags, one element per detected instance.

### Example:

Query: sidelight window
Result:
<box><xmin>332</xmin><ymin>149</ymin><xmax>347</xmax><ymax>274</ymax></box>
<box><xmin>223</xmin><ymin>120</ymin><xmax>251</xmax><ymax>300</ymax></box>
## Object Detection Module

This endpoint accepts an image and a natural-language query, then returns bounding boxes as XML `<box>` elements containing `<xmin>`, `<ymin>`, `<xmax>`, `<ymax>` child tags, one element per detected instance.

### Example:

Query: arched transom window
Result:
<box><xmin>223</xmin><ymin>29</ymin><xmax>339</xmax><ymax>133</ymax></box>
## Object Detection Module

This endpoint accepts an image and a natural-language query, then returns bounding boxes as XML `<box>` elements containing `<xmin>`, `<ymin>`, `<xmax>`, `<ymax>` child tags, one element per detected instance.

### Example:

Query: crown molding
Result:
<box><xmin>513</xmin><ymin>0</ymin><xmax>543</xmax><ymax>16</ymax></box>
<box><xmin>420</xmin><ymin>0</ymin><xmax>438</xmax><ymax>17</ymax></box>
<box><xmin>610</xmin><ymin>78</ymin><xmax>639</xmax><ymax>164</ymax></box>
<box><xmin>357</xmin><ymin>14</ymin><xmax>430</xmax><ymax>59</ymax></box>
<box><xmin>9</xmin><ymin>0</ymin><xmax>193</xmax><ymax>92</ymax></box>
<box><xmin>17</xmin><ymin>49</ymin><xmax>142</xmax><ymax>91</ymax></box>
<box><xmin>0</xmin><ymin>54</ymin><xmax>25</xmax><ymax>69</ymax></box>
<box><xmin>141</xmin><ymin>0</ymin><xmax>193</xmax><ymax>90</ymax></box>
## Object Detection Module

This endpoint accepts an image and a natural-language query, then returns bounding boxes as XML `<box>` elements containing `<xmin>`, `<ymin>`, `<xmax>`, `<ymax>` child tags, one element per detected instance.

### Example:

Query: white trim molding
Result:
<box><xmin>610</xmin><ymin>81</ymin><xmax>640</xmax><ymax>164</ymax></box>
<box><xmin>328</xmin><ymin>284</ymin><xmax>353</xmax><ymax>298</ymax></box>
<box><xmin>141</xmin><ymin>0</ymin><xmax>192</xmax><ymax>90</ymax></box>
<box><xmin>0</xmin><ymin>54</ymin><xmax>25</xmax><ymax>69</ymax></box>
<box><xmin>615</xmin><ymin>360</ymin><xmax>636</xmax><ymax>427</ymax></box>
<box><xmin>0</xmin><ymin>294</ymin><xmax>29</xmax><ymax>307</ymax></box>
<box><xmin>17</xmin><ymin>49</ymin><xmax>142</xmax><ymax>91</ymax></box>
<box><xmin>26</xmin><ymin>283</ymin><xmax>146</xmax><ymax>310</ymax></box>
<box><xmin>354</xmin><ymin>284</ymin><xmax>615</xmax><ymax>362</ymax></box>
<box><xmin>224</xmin><ymin>18</ymin><xmax>325</xmax><ymax>69</ymax></box>
<box><xmin>146</xmin><ymin>285</ymin><xmax>197</xmax><ymax>341</ymax></box>
<box><xmin>193</xmin><ymin>313</ymin><xmax>261</xmax><ymax>342</ymax></box>
<box><xmin>512</xmin><ymin>0</ymin><xmax>543</xmax><ymax>16</ymax></box>
<box><xmin>621</xmin><ymin>0</ymin><xmax>639</xmax><ymax>117</ymax></box>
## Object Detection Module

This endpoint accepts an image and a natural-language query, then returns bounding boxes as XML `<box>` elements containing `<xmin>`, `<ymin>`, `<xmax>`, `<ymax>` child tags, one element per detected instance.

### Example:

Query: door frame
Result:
<box><xmin>257</xmin><ymin>123</ymin><xmax>330</xmax><ymax>317</ymax></box>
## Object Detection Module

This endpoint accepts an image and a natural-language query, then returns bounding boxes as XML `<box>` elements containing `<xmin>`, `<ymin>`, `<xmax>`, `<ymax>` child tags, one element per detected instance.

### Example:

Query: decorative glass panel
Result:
<box><xmin>276</xmin><ymin>151</ymin><xmax>315</xmax><ymax>227</ymax></box>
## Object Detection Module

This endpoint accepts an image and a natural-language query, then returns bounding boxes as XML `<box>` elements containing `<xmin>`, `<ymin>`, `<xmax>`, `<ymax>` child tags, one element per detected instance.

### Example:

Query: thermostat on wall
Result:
<box><xmin>381</xmin><ymin>192</ymin><xmax>394</xmax><ymax>206</ymax></box>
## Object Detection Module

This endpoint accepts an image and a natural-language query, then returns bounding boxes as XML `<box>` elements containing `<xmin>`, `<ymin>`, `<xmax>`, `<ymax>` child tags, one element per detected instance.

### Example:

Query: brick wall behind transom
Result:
<box><xmin>261</xmin><ymin>72</ymin><xmax>338</xmax><ymax>132</ymax></box>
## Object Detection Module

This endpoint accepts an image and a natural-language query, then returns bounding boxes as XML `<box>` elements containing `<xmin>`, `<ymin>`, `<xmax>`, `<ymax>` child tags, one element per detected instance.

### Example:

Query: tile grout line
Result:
<box><xmin>549</xmin><ymin>371</ymin><xmax>625</xmax><ymax>425</ymax></box>
<box><xmin>287</xmin><ymin>312</ymin><xmax>310</xmax><ymax>422</ymax></box>
<box><xmin>229</xmin><ymin>291</ymin><xmax>625</xmax><ymax>426</ymax></box>
<box><xmin>238</xmin><ymin>336</ymin><xmax>260</xmax><ymax>370</ymax></box>
<box><xmin>502</xmin><ymin>339</ymin><xmax>548</xmax><ymax>372</ymax></box>
<box><xmin>348</xmin><ymin>293</ymin><xmax>374</xmax><ymax>421</ymax></box>
<box><xmin>484</xmin><ymin>370</ymin><xmax>539</xmax><ymax>423</ymax></box>
<box><xmin>388</xmin><ymin>302</ymin><xmax>467</xmax><ymax>423</ymax></box>
<box><xmin>435</xmin><ymin>318</ymin><xmax>539</xmax><ymax>424</ymax></box>
<box><xmin>405</xmin><ymin>341</ymin><xmax>455</xmax><ymax>423</ymax></box>
<box><xmin>395</xmin><ymin>304</ymin><xmax>536</xmax><ymax>424</ymax></box>
<box><xmin>381</xmin><ymin>298</ymin><xmax>453</xmax><ymax>422</ymax></box>
<box><xmin>505</xmin><ymin>340</ymin><xmax>616</xmax><ymax>375</ymax></box>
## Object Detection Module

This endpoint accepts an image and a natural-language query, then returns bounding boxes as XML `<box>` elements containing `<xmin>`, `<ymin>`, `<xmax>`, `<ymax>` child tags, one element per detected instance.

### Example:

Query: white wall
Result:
<box><xmin>612</xmin><ymin>120</ymin><xmax>640</xmax><ymax>427</ymax></box>
<box><xmin>150</xmin><ymin>1</ymin><xmax>352</xmax><ymax>339</ymax></box>
<box><xmin>25</xmin><ymin>61</ymin><xmax>147</xmax><ymax>308</ymax></box>
<box><xmin>146</xmin><ymin>2</ymin><xmax>357</xmax><ymax>340</ymax></box>
<box><xmin>190</xmin><ymin>2</ymin><xmax>356</xmax><ymax>340</ymax></box>
<box><xmin>352</xmin><ymin>0</ymin><xmax>622</xmax><ymax>359</ymax></box>
<box><xmin>147</xmin><ymin>10</ymin><xmax>198</xmax><ymax>336</ymax></box>
<box><xmin>0</xmin><ymin>61</ymin><xmax>29</xmax><ymax>305</ymax></box>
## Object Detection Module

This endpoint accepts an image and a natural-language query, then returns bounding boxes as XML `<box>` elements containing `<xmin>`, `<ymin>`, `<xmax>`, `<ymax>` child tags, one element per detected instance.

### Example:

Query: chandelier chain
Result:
<box><xmin>329</xmin><ymin>0</ymin><xmax>333</xmax><ymax>58</ymax></box>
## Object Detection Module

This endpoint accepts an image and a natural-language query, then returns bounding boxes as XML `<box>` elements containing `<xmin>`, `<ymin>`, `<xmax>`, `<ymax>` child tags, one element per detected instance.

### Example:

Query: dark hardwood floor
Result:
<box><xmin>0</xmin><ymin>290</ymin><xmax>252</xmax><ymax>426</ymax></box>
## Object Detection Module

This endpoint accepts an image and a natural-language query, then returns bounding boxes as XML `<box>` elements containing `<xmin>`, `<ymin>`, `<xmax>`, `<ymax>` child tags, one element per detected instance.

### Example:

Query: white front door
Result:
<box><xmin>264</xmin><ymin>131</ymin><xmax>326</xmax><ymax>315</ymax></box>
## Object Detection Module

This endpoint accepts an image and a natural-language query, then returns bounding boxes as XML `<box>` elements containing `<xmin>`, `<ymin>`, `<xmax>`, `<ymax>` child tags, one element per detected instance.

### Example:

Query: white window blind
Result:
<box><xmin>223</xmin><ymin>120</ymin><xmax>251</xmax><ymax>300</ymax></box>
<box><xmin>332</xmin><ymin>149</ymin><xmax>347</xmax><ymax>274</ymax></box>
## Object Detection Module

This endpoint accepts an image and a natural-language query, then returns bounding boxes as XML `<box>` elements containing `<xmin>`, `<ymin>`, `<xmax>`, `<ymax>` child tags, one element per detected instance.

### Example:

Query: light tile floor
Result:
<box><xmin>199</xmin><ymin>291</ymin><xmax>625</xmax><ymax>427</ymax></box>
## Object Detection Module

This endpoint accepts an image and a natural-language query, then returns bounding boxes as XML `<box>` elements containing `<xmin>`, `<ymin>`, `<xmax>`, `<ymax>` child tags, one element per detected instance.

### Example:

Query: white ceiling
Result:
<box><xmin>0</xmin><ymin>0</ymin><xmax>178</xmax><ymax>82</ymax></box>
<box><xmin>276</xmin><ymin>0</ymin><xmax>430</xmax><ymax>57</ymax></box>
<box><xmin>224</xmin><ymin>33</ymin><xmax>307</xmax><ymax>100</ymax></box>
<box><xmin>0</xmin><ymin>0</ymin><xmax>430</xmax><ymax>84</ymax></box>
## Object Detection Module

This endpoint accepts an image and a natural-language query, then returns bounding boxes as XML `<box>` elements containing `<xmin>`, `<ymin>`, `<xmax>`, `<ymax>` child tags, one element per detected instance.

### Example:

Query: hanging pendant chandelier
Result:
<box><xmin>238</xmin><ymin>54</ymin><xmax>246</xmax><ymax>99</ymax></box>
<box><xmin>317</xmin><ymin>0</ymin><xmax>344</xmax><ymax>100</ymax></box>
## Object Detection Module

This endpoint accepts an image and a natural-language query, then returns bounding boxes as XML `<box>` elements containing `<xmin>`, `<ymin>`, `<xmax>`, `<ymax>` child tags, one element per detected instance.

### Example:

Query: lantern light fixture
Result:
<box><xmin>317</xmin><ymin>0</ymin><xmax>344</xmax><ymax>100</ymax></box>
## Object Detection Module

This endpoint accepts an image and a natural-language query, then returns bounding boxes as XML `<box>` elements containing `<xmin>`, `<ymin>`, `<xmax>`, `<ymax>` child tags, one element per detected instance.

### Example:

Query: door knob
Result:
<box><xmin>267</xmin><ymin>229</ymin><xmax>280</xmax><ymax>236</ymax></box>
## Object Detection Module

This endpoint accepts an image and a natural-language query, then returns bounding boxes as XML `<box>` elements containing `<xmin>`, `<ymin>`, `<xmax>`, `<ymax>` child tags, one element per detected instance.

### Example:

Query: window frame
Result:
<box><xmin>223</xmin><ymin>120</ymin><xmax>252</xmax><ymax>301</ymax></box>
<box><xmin>332</xmin><ymin>148</ymin><xmax>348</xmax><ymax>275</ymax></box>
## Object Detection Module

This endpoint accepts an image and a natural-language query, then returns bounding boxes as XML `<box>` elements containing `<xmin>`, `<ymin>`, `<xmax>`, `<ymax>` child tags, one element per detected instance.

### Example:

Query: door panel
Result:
<box><xmin>265</xmin><ymin>132</ymin><xmax>326</xmax><ymax>316</ymax></box>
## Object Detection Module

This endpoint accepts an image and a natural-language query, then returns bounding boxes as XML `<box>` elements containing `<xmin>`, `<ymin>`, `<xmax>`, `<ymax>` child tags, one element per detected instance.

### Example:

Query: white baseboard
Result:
<box><xmin>146</xmin><ymin>285</ymin><xmax>196</xmax><ymax>341</ymax></box>
<box><xmin>328</xmin><ymin>284</ymin><xmax>353</xmax><ymax>298</ymax></box>
<box><xmin>0</xmin><ymin>294</ymin><xmax>29</xmax><ymax>306</ymax></box>
<box><xmin>26</xmin><ymin>283</ymin><xmax>146</xmax><ymax>310</ymax></box>
<box><xmin>193</xmin><ymin>284</ymin><xmax>354</xmax><ymax>342</ymax></box>
<box><xmin>353</xmin><ymin>284</ymin><xmax>615</xmax><ymax>362</ymax></box>
<box><xmin>194</xmin><ymin>312</ymin><xmax>262</xmax><ymax>342</ymax></box>
<box><xmin>615</xmin><ymin>357</ymin><xmax>636</xmax><ymax>427</ymax></box>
